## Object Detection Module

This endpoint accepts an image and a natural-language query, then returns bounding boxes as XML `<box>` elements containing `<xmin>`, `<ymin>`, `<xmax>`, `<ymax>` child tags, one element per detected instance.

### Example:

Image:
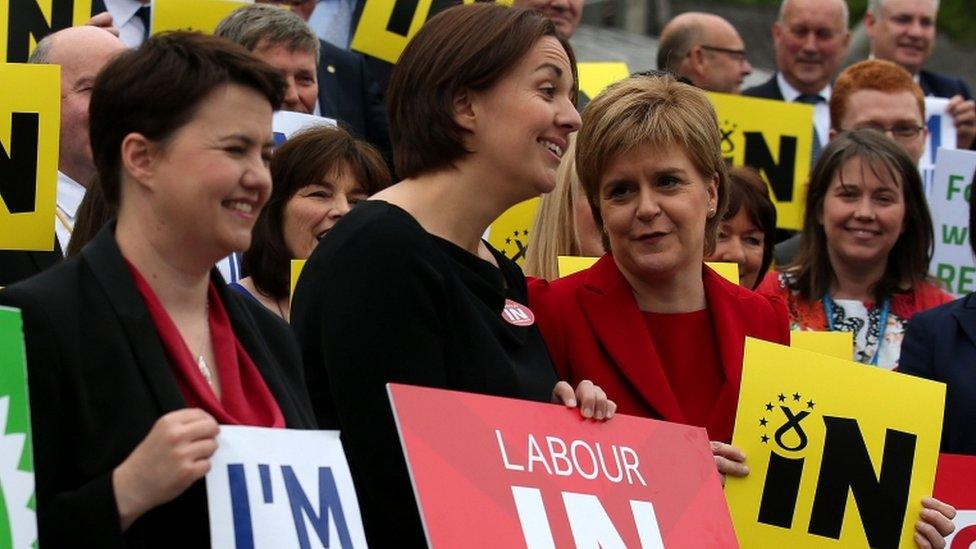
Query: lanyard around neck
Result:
<box><xmin>822</xmin><ymin>295</ymin><xmax>891</xmax><ymax>366</ymax></box>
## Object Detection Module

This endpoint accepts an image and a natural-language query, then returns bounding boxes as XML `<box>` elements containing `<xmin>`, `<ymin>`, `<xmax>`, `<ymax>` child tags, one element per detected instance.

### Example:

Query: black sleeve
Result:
<box><xmin>0</xmin><ymin>289</ymin><xmax>127</xmax><ymax>548</ymax></box>
<box><xmin>358</xmin><ymin>54</ymin><xmax>392</xmax><ymax>169</ymax></box>
<box><xmin>295</xmin><ymin>228</ymin><xmax>447</xmax><ymax>546</ymax></box>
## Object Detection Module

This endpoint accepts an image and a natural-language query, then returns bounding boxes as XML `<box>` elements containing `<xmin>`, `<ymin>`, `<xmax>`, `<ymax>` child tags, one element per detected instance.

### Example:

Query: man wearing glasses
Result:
<box><xmin>865</xmin><ymin>0</ymin><xmax>975</xmax><ymax>150</ymax></box>
<box><xmin>656</xmin><ymin>12</ymin><xmax>753</xmax><ymax>94</ymax></box>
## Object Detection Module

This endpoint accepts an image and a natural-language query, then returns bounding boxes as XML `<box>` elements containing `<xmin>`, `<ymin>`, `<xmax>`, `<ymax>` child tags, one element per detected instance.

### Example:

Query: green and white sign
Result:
<box><xmin>929</xmin><ymin>148</ymin><xmax>976</xmax><ymax>297</ymax></box>
<box><xmin>0</xmin><ymin>307</ymin><xmax>35</xmax><ymax>549</ymax></box>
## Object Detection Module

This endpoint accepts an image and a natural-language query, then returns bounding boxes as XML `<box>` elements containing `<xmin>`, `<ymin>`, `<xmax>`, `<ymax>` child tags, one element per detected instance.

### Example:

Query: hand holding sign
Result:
<box><xmin>947</xmin><ymin>95</ymin><xmax>976</xmax><ymax>151</ymax></box>
<box><xmin>112</xmin><ymin>409</ymin><xmax>220</xmax><ymax>530</ymax></box>
<box><xmin>551</xmin><ymin>379</ymin><xmax>617</xmax><ymax>420</ymax></box>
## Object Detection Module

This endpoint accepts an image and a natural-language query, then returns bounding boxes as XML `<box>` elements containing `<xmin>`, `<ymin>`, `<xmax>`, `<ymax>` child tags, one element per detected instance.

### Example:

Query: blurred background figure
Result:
<box><xmin>864</xmin><ymin>0</ymin><xmax>975</xmax><ymax>149</ymax></box>
<box><xmin>657</xmin><ymin>12</ymin><xmax>753</xmax><ymax>94</ymax></box>
<box><xmin>0</xmin><ymin>27</ymin><xmax>125</xmax><ymax>287</ymax></box>
<box><xmin>513</xmin><ymin>0</ymin><xmax>584</xmax><ymax>37</ymax></box>
<box><xmin>0</xmin><ymin>32</ymin><xmax>315</xmax><ymax>547</ymax></box>
<box><xmin>90</xmin><ymin>0</ymin><xmax>150</xmax><ymax>47</ymax></box>
<box><xmin>524</xmin><ymin>133</ymin><xmax>605</xmax><ymax>280</ymax></box>
<box><xmin>234</xmin><ymin>126</ymin><xmax>391</xmax><ymax>320</ymax></box>
<box><xmin>758</xmin><ymin>129</ymin><xmax>951</xmax><ymax>369</ymax></box>
<box><xmin>706</xmin><ymin>167</ymin><xmax>777</xmax><ymax>289</ymax></box>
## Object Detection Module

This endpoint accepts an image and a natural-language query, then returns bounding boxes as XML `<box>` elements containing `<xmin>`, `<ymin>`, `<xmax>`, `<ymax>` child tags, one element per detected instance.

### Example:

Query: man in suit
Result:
<box><xmin>239</xmin><ymin>2</ymin><xmax>391</xmax><ymax>161</ymax></box>
<box><xmin>0</xmin><ymin>27</ymin><xmax>126</xmax><ymax>287</ymax></box>
<box><xmin>743</xmin><ymin>0</ymin><xmax>851</xmax><ymax>160</ymax></box>
<box><xmin>864</xmin><ymin>0</ymin><xmax>975</xmax><ymax>149</ymax></box>
<box><xmin>657</xmin><ymin>12</ymin><xmax>754</xmax><ymax>94</ymax></box>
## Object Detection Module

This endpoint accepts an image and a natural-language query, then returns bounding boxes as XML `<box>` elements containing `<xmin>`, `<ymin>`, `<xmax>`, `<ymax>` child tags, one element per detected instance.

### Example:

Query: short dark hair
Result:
<box><xmin>243</xmin><ymin>126</ymin><xmax>392</xmax><ymax>299</ymax></box>
<box><xmin>725</xmin><ymin>167</ymin><xmax>777</xmax><ymax>288</ymax></box>
<box><xmin>788</xmin><ymin>129</ymin><xmax>934</xmax><ymax>303</ymax></box>
<box><xmin>387</xmin><ymin>3</ymin><xmax>577</xmax><ymax>179</ymax></box>
<box><xmin>89</xmin><ymin>31</ymin><xmax>285</xmax><ymax>208</ymax></box>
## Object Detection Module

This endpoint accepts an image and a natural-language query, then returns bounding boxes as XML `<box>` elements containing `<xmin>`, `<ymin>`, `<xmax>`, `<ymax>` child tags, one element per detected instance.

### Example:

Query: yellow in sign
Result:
<box><xmin>350</xmin><ymin>0</ymin><xmax>476</xmax><ymax>65</ymax></box>
<box><xmin>151</xmin><ymin>0</ymin><xmax>252</xmax><ymax>36</ymax></box>
<box><xmin>0</xmin><ymin>0</ymin><xmax>95</xmax><ymax>63</ymax></box>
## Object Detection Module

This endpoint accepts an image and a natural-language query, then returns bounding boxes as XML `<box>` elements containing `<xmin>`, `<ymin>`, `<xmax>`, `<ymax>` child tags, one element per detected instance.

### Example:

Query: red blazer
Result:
<box><xmin>529</xmin><ymin>254</ymin><xmax>790</xmax><ymax>442</ymax></box>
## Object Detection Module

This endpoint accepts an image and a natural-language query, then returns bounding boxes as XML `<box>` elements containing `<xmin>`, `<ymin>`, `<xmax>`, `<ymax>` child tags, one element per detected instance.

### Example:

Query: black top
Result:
<box><xmin>0</xmin><ymin>223</ymin><xmax>316</xmax><ymax>548</ymax></box>
<box><xmin>291</xmin><ymin>200</ymin><xmax>558</xmax><ymax>546</ymax></box>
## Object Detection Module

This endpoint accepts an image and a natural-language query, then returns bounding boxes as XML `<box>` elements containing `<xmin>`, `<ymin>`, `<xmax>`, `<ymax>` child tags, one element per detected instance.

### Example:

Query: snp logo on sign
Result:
<box><xmin>206</xmin><ymin>427</ymin><xmax>367</xmax><ymax>548</ymax></box>
<box><xmin>727</xmin><ymin>338</ymin><xmax>946</xmax><ymax>549</ymax></box>
<box><xmin>0</xmin><ymin>62</ymin><xmax>59</xmax><ymax>251</ymax></box>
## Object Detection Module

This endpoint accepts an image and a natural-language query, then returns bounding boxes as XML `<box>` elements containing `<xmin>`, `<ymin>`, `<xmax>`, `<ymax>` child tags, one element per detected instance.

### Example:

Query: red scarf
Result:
<box><xmin>127</xmin><ymin>262</ymin><xmax>285</xmax><ymax>428</ymax></box>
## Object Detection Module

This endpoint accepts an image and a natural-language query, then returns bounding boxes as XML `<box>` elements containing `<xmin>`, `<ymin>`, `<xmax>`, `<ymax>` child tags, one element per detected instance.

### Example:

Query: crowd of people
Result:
<box><xmin>0</xmin><ymin>0</ymin><xmax>973</xmax><ymax>547</ymax></box>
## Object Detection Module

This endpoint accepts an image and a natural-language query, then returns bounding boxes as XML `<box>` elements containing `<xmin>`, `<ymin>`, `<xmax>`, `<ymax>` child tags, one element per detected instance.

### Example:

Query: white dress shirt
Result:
<box><xmin>104</xmin><ymin>0</ymin><xmax>149</xmax><ymax>48</ymax></box>
<box><xmin>55</xmin><ymin>171</ymin><xmax>85</xmax><ymax>255</ymax></box>
<box><xmin>777</xmin><ymin>73</ymin><xmax>832</xmax><ymax>149</ymax></box>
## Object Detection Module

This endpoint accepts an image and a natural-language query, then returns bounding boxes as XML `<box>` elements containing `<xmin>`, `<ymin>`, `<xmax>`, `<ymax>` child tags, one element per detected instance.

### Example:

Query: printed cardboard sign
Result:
<box><xmin>349</xmin><ymin>0</ymin><xmax>475</xmax><ymax>64</ymax></box>
<box><xmin>726</xmin><ymin>338</ymin><xmax>945</xmax><ymax>548</ymax></box>
<box><xmin>388</xmin><ymin>383</ymin><xmax>738</xmax><ymax>548</ymax></box>
<box><xmin>933</xmin><ymin>453</ymin><xmax>976</xmax><ymax>548</ymax></box>
<box><xmin>0</xmin><ymin>0</ymin><xmax>95</xmax><ymax>63</ymax></box>
<box><xmin>0</xmin><ymin>63</ymin><xmax>59</xmax><ymax>251</ymax></box>
<box><xmin>927</xmin><ymin>148</ymin><xmax>976</xmax><ymax>297</ymax></box>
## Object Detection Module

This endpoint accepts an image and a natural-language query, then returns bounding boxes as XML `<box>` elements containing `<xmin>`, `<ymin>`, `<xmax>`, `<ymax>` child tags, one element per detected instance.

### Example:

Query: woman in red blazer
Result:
<box><xmin>529</xmin><ymin>74</ymin><xmax>790</xmax><ymax>483</ymax></box>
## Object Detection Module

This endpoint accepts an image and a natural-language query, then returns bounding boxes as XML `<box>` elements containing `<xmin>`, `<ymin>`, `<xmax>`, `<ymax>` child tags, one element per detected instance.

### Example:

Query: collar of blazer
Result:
<box><xmin>575</xmin><ymin>254</ymin><xmax>751</xmax><ymax>438</ymax></box>
<box><xmin>953</xmin><ymin>293</ymin><xmax>976</xmax><ymax>348</ymax></box>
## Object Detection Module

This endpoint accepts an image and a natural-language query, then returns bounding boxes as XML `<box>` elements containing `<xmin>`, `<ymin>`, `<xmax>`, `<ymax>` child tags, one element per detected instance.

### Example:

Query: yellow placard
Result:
<box><xmin>791</xmin><ymin>330</ymin><xmax>853</xmax><ymax>361</ymax></box>
<box><xmin>350</xmin><ymin>0</ymin><xmax>476</xmax><ymax>65</ymax></box>
<box><xmin>0</xmin><ymin>63</ymin><xmax>60</xmax><ymax>251</ymax></box>
<box><xmin>487</xmin><ymin>197</ymin><xmax>539</xmax><ymax>267</ymax></box>
<box><xmin>0</xmin><ymin>0</ymin><xmax>94</xmax><ymax>63</ymax></box>
<box><xmin>577</xmin><ymin>61</ymin><xmax>629</xmax><ymax>103</ymax></box>
<box><xmin>726</xmin><ymin>338</ymin><xmax>945</xmax><ymax>548</ymax></box>
<box><xmin>290</xmin><ymin>259</ymin><xmax>306</xmax><ymax>299</ymax></box>
<box><xmin>151</xmin><ymin>0</ymin><xmax>251</xmax><ymax>36</ymax></box>
<box><xmin>707</xmin><ymin>92</ymin><xmax>814</xmax><ymax>231</ymax></box>
<box><xmin>556</xmin><ymin>255</ymin><xmax>740</xmax><ymax>284</ymax></box>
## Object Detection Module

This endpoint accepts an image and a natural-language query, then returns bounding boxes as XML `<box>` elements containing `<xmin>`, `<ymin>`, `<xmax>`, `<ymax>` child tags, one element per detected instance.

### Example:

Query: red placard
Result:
<box><xmin>934</xmin><ymin>453</ymin><xmax>976</xmax><ymax>548</ymax></box>
<box><xmin>387</xmin><ymin>383</ymin><xmax>738</xmax><ymax>548</ymax></box>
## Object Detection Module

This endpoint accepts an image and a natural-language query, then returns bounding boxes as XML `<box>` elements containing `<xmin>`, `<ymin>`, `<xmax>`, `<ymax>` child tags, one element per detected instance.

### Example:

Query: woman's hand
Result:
<box><xmin>914</xmin><ymin>497</ymin><xmax>956</xmax><ymax>548</ymax></box>
<box><xmin>711</xmin><ymin>441</ymin><xmax>748</xmax><ymax>486</ymax></box>
<box><xmin>552</xmin><ymin>380</ymin><xmax>617</xmax><ymax>420</ymax></box>
<box><xmin>112</xmin><ymin>409</ymin><xmax>220</xmax><ymax>530</ymax></box>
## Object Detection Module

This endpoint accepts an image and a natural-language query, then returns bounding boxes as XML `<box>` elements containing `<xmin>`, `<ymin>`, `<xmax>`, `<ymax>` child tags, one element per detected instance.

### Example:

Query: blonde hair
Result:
<box><xmin>575</xmin><ymin>74</ymin><xmax>729</xmax><ymax>254</ymax></box>
<box><xmin>525</xmin><ymin>134</ymin><xmax>586</xmax><ymax>279</ymax></box>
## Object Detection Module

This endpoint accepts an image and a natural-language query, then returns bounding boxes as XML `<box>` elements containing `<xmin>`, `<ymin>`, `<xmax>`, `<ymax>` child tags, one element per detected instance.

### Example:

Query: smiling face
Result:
<box><xmin>251</xmin><ymin>38</ymin><xmax>317</xmax><ymax>114</ymax></box>
<box><xmin>836</xmin><ymin>88</ymin><xmax>927</xmax><ymax>162</ymax></box>
<box><xmin>599</xmin><ymin>143</ymin><xmax>718</xmax><ymax>282</ymax></box>
<box><xmin>466</xmin><ymin>35</ymin><xmax>581</xmax><ymax>203</ymax></box>
<box><xmin>707</xmin><ymin>209</ymin><xmax>765</xmax><ymax>289</ymax></box>
<box><xmin>866</xmin><ymin>0</ymin><xmax>937</xmax><ymax>74</ymax></box>
<box><xmin>146</xmin><ymin>84</ymin><xmax>275</xmax><ymax>260</ymax></box>
<box><xmin>820</xmin><ymin>156</ymin><xmax>906</xmax><ymax>272</ymax></box>
<box><xmin>282</xmin><ymin>162</ymin><xmax>366</xmax><ymax>258</ymax></box>
<box><xmin>772</xmin><ymin>0</ymin><xmax>850</xmax><ymax>95</ymax></box>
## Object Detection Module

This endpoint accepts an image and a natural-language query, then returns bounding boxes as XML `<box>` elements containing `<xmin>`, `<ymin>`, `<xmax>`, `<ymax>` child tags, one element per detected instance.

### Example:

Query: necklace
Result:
<box><xmin>196</xmin><ymin>301</ymin><xmax>213</xmax><ymax>387</ymax></box>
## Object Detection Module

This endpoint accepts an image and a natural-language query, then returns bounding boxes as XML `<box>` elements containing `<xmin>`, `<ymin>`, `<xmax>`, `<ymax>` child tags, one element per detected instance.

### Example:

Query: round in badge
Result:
<box><xmin>501</xmin><ymin>299</ymin><xmax>535</xmax><ymax>327</ymax></box>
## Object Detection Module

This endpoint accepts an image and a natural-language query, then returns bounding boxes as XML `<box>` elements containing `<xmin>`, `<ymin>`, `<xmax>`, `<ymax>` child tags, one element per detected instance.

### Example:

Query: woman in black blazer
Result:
<box><xmin>0</xmin><ymin>33</ymin><xmax>316</xmax><ymax>547</ymax></box>
<box><xmin>902</xmin><ymin>171</ymin><xmax>976</xmax><ymax>455</ymax></box>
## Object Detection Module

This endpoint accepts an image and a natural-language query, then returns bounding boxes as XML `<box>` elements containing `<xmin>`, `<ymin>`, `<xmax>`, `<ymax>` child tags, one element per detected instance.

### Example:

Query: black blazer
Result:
<box><xmin>0</xmin><ymin>224</ymin><xmax>316</xmax><ymax>548</ymax></box>
<box><xmin>0</xmin><ymin>241</ymin><xmax>61</xmax><ymax>288</ymax></box>
<box><xmin>900</xmin><ymin>294</ymin><xmax>976</xmax><ymax>456</ymax></box>
<box><xmin>316</xmin><ymin>39</ymin><xmax>391</xmax><ymax>162</ymax></box>
<box><xmin>742</xmin><ymin>73</ymin><xmax>785</xmax><ymax>101</ymax></box>
<box><xmin>918</xmin><ymin>69</ymin><xmax>973</xmax><ymax>100</ymax></box>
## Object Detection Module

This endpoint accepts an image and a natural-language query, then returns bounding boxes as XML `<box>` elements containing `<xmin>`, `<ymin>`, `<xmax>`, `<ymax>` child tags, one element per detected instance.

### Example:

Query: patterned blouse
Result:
<box><xmin>757</xmin><ymin>271</ymin><xmax>952</xmax><ymax>370</ymax></box>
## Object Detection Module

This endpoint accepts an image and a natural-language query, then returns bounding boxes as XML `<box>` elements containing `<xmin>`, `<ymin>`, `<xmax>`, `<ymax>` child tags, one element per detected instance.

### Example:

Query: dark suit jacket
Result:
<box><xmin>0</xmin><ymin>240</ymin><xmax>60</xmax><ymax>287</ymax></box>
<box><xmin>529</xmin><ymin>255</ymin><xmax>790</xmax><ymax>442</ymax></box>
<box><xmin>316</xmin><ymin>39</ymin><xmax>391</xmax><ymax>162</ymax></box>
<box><xmin>0</xmin><ymin>224</ymin><xmax>316</xmax><ymax>548</ymax></box>
<box><xmin>918</xmin><ymin>69</ymin><xmax>973</xmax><ymax>101</ymax></box>
<box><xmin>742</xmin><ymin>73</ymin><xmax>785</xmax><ymax>101</ymax></box>
<box><xmin>900</xmin><ymin>294</ymin><xmax>976</xmax><ymax>455</ymax></box>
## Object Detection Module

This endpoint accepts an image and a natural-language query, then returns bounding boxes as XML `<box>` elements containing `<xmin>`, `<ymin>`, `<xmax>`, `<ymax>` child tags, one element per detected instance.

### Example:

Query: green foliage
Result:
<box><xmin>707</xmin><ymin>0</ymin><xmax>974</xmax><ymax>44</ymax></box>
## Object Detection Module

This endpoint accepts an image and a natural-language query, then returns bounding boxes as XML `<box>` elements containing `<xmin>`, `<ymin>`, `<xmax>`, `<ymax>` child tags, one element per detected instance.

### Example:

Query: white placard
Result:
<box><xmin>206</xmin><ymin>426</ymin><xmax>367</xmax><ymax>548</ymax></box>
<box><xmin>944</xmin><ymin>510</ymin><xmax>976</xmax><ymax>546</ymax></box>
<box><xmin>273</xmin><ymin>111</ymin><xmax>337</xmax><ymax>145</ymax></box>
<box><xmin>920</xmin><ymin>97</ymin><xmax>958</xmax><ymax>193</ymax></box>
<box><xmin>927</xmin><ymin>147</ymin><xmax>976</xmax><ymax>297</ymax></box>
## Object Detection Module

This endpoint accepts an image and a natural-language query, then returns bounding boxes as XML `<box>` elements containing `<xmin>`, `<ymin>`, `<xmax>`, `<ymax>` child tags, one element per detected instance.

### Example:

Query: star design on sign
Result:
<box><xmin>778</xmin><ymin>393</ymin><xmax>786</xmax><ymax>402</ymax></box>
<box><xmin>761</xmin><ymin>434</ymin><xmax>769</xmax><ymax>443</ymax></box>
<box><xmin>505</xmin><ymin>238</ymin><xmax>511</xmax><ymax>244</ymax></box>
<box><xmin>793</xmin><ymin>392</ymin><xmax>801</xmax><ymax>401</ymax></box>
<box><xmin>512</xmin><ymin>230</ymin><xmax>521</xmax><ymax>237</ymax></box>
<box><xmin>522</xmin><ymin>229</ymin><xmax>529</xmax><ymax>236</ymax></box>
<box><xmin>759</xmin><ymin>417</ymin><xmax>768</xmax><ymax>427</ymax></box>
<box><xmin>765</xmin><ymin>402</ymin><xmax>774</xmax><ymax>411</ymax></box>
<box><xmin>807</xmin><ymin>399</ymin><xmax>816</xmax><ymax>409</ymax></box>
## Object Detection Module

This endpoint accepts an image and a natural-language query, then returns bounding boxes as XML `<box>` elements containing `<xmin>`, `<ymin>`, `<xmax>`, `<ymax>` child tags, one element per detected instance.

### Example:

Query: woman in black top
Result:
<box><xmin>290</xmin><ymin>4</ymin><xmax>613</xmax><ymax>545</ymax></box>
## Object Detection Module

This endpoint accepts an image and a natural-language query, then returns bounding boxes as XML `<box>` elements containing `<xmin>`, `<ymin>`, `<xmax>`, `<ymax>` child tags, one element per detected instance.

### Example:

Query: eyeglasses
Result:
<box><xmin>841</xmin><ymin>123</ymin><xmax>925</xmax><ymax>140</ymax></box>
<box><xmin>699</xmin><ymin>45</ymin><xmax>749</xmax><ymax>65</ymax></box>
